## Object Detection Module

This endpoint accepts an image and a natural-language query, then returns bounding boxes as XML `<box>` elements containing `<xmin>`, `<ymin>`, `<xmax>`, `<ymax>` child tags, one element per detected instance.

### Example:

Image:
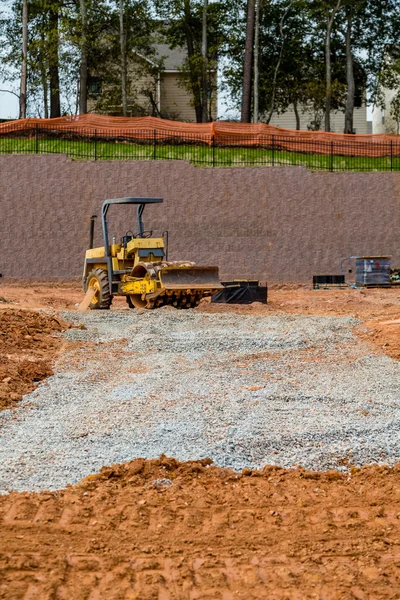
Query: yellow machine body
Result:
<box><xmin>83</xmin><ymin>212</ymin><xmax>223</xmax><ymax>310</ymax></box>
<box><xmin>83</xmin><ymin>237</ymin><xmax>165</xmax><ymax>278</ymax></box>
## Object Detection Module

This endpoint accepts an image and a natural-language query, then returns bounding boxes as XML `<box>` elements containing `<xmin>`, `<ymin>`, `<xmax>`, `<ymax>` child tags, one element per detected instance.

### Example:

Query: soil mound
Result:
<box><xmin>0</xmin><ymin>309</ymin><xmax>66</xmax><ymax>409</ymax></box>
<box><xmin>1</xmin><ymin>457</ymin><xmax>400</xmax><ymax>598</ymax></box>
<box><xmin>361</xmin><ymin>320</ymin><xmax>400</xmax><ymax>361</ymax></box>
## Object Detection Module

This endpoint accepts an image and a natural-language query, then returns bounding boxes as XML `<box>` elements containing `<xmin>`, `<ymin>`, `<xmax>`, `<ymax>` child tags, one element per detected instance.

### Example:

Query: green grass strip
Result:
<box><xmin>0</xmin><ymin>137</ymin><xmax>399</xmax><ymax>172</ymax></box>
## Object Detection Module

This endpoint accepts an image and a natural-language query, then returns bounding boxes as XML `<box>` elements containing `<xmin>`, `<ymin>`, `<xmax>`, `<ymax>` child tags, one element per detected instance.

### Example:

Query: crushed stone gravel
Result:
<box><xmin>1</xmin><ymin>308</ymin><xmax>400</xmax><ymax>492</ymax></box>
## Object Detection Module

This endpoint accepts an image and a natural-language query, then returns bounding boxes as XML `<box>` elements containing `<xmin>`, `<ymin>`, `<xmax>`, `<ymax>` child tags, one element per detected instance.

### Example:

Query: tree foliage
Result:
<box><xmin>1</xmin><ymin>0</ymin><xmax>400</xmax><ymax>128</ymax></box>
<box><xmin>153</xmin><ymin>0</ymin><xmax>228</xmax><ymax>122</ymax></box>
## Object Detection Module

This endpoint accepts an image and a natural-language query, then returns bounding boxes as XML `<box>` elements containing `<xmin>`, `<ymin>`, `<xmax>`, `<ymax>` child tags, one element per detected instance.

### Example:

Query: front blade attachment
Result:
<box><xmin>160</xmin><ymin>266</ymin><xmax>223</xmax><ymax>291</ymax></box>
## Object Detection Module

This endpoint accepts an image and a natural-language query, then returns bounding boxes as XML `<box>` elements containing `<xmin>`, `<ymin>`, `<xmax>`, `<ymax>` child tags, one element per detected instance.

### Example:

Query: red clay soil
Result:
<box><xmin>358</xmin><ymin>319</ymin><xmax>400</xmax><ymax>362</ymax></box>
<box><xmin>1</xmin><ymin>283</ymin><xmax>400</xmax><ymax>599</ymax></box>
<box><xmin>0</xmin><ymin>309</ymin><xmax>66</xmax><ymax>410</ymax></box>
<box><xmin>1</xmin><ymin>457</ymin><xmax>400</xmax><ymax>599</ymax></box>
<box><xmin>0</xmin><ymin>282</ymin><xmax>83</xmax><ymax>311</ymax></box>
<box><xmin>1</xmin><ymin>281</ymin><xmax>400</xmax><ymax>317</ymax></box>
<box><xmin>202</xmin><ymin>286</ymin><xmax>400</xmax><ymax>320</ymax></box>
<box><xmin>2</xmin><ymin>281</ymin><xmax>400</xmax><ymax>364</ymax></box>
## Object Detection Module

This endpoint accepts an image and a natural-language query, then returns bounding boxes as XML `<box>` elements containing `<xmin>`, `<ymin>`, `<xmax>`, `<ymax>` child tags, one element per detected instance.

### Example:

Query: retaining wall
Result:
<box><xmin>0</xmin><ymin>155</ymin><xmax>399</xmax><ymax>282</ymax></box>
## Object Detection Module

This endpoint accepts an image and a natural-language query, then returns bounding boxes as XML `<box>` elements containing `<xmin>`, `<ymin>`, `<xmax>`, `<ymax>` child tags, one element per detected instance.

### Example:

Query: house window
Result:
<box><xmin>88</xmin><ymin>78</ymin><xmax>102</xmax><ymax>95</ymax></box>
<box><xmin>354</xmin><ymin>93</ymin><xmax>362</xmax><ymax>108</ymax></box>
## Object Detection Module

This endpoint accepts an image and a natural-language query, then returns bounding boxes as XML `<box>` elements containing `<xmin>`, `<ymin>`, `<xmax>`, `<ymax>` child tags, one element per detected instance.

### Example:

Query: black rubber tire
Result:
<box><xmin>86</xmin><ymin>268</ymin><xmax>112</xmax><ymax>310</ymax></box>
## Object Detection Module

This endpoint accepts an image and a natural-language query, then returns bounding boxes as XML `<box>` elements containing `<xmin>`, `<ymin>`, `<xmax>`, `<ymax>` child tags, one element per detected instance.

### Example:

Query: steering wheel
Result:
<box><xmin>136</xmin><ymin>230</ymin><xmax>153</xmax><ymax>239</ymax></box>
<box><xmin>121</xmin><ymin>230</ymin><xmax>134</xmax><ymax>247</ymax></box>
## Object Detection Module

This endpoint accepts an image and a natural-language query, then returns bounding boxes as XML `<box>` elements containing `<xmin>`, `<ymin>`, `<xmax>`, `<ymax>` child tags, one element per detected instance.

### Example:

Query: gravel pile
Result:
<box><xmin>1</xmin><ymin>308</ymin><xmax>400</xmax><ymax>492</ymax></box>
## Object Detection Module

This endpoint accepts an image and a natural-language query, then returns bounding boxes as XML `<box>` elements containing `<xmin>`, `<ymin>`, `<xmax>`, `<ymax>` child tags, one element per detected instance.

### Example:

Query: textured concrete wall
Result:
<box><xmin>0</xmin><ymin>155</ymin><xmax>399</xmax><ymax>283</ymax></box>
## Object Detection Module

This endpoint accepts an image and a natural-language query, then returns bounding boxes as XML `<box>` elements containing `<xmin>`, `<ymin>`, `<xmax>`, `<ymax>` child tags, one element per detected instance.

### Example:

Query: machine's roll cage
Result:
<box><xmin>101</xmin><ymin>197</ymin><xmax>163</xmax><ymax>254</ymax></box>
<box><xmin>88</xmin><ymin>197</ymin><xmax>164</xmax><ymax>295</ymax></box>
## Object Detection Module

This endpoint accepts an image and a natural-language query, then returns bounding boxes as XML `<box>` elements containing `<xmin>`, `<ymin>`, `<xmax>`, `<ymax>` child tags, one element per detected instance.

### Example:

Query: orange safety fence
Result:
<box><xmin>1</xmin><ymin>114</ymin><xmax>400</xmax><ymax>158</ymax></box>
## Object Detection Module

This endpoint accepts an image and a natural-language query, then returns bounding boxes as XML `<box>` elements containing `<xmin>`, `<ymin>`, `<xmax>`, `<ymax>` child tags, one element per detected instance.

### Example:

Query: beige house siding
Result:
<box><xmin>160</xmin><ymin>72</ymin><xmax>217</xmax><ymax>122</ymax></box>
<box><xmin>88</xmin><ymin>68</ymin><xmax>217</xmax><ymax>122</ymax></box>
<box><xmin>160</xmin><ymin>73</ymin><xmax>195</xmax><ymax>121</ymax></box>
<box><xmin>268</xmin><ymin>104</ymin><xmax>368</xmax><ymax>133</ymax></box>
<box><xmin>87</xmin><ymin>39</ymin><xmax>221</xmax><ymax>120</ymax></box>
<box><xmin>128</xmin><ymin>67</ymin><xmax>158</xmax><ymax>111</ymax></box>
<box><xmin>87</xmin><ymin>72</ymin><xmax>156</xmax><ymax>116</ymax></box>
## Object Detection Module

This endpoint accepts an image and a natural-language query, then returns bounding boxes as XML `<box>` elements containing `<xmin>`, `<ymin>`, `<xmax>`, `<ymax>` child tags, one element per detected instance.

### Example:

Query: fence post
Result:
<box><xmin>35</xmin><ymin>123</ymin><xmax>39</xmax><ymax>154</ymax></box>
<box><xmin>390</xmin><ymin>140</ymin><xmax>393</xmax><ymax>172</ymax></box>
<box><xmin>272</xmin><ymin>135</ymin><xmax>275</xmax><ymax>167</ymax></box>
<box><xmin>212</xmin><ymin>134</ymin><xmax>215</xmax><ymax>167</ymax></box>
<box><xmin>330</xmin><ymin>141</ymin><xmax>334</xmax><ymax>172</ymax></box>
<box><xmin>94</xmin><ymin>129</ymin><xmax>97</xmax><ymax>161</ymax></box>
<box><xmin>153</xmin><ymin>129</ymin><xmax>157</xmax><ymax>160</ymax></box>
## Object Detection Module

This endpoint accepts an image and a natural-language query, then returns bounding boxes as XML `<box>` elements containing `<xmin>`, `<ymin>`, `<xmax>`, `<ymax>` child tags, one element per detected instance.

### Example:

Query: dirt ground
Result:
<box><xmin>2</xmin><ymin>280</ymin><xmax>400</xmax><ymax>360</ymax></box>
<box><xmin>0</xmin><ymin>309</ymin><xmax>66</xmax><ymax>410</ymax></box>
<box><xmin>1</xmin><ymin>458</ymin><xmax>400</xmax><ymax>599</ymax></box>
<box><xmin>1</xmin><ymin>282</ymin><xmax>400</xmax><ymax>598</ymax></box>
<box><xmin>1</xmin><ymin>280</ymin><xmax>400</xmax><ymax>319</ymax></box>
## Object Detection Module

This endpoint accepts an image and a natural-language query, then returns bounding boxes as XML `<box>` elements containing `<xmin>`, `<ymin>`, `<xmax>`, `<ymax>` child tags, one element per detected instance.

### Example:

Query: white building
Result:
<box><xmin>372</xmin><ymin>88</ymin><xmax>399</xmax><ymax>135</ymax></box>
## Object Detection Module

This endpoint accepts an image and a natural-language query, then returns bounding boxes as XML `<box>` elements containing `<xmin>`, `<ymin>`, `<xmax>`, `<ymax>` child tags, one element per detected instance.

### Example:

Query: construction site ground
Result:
<box><xmin>1</xmin><ymin>282</ymin><xmax>400</xmax><ymax>599</ymax></box>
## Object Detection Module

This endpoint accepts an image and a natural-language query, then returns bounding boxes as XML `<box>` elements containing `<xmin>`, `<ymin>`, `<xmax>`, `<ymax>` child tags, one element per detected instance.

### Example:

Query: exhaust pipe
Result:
<box><xmin>89</xmin><ymin>215</ymin><xmax>97</xmax><ymax>249</ymax></box>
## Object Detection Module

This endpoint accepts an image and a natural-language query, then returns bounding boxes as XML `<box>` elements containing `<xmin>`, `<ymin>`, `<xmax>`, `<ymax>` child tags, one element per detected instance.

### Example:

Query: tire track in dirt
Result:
<box><xmin>1</xmin><ymin>458</ymin><xmax>400</xmax><ymax>599</ymax></box>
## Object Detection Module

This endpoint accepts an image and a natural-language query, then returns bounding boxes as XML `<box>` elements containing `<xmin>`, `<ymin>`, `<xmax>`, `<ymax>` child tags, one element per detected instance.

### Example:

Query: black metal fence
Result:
<box><xmin>1</xmin><ymin>124</ymin><xmax>400</xmax><ymax>172</ymax></box>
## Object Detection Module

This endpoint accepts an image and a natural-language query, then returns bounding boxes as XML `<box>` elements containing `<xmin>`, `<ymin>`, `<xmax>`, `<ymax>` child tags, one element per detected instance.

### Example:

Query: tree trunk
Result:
<box><xmin>241</xmin><ymin>0</ymin><xmax>256</xmax><ymax>123</ymax></box>
<box><xmin>41</xmin><ymin>66</ymin><xmax>49</xmax><ymax>119</ymax></box>
<box><xmin>183</xmin><ymin>0</ymin><xmax>202</xmax><ymax>123</ymax></box>
<box><xmin>201</xmin><ymin>0</ymin><xmax>208</xmax><ymax>122</ymax></box>
<box><xmin>75</xmin><ymin>79</ymin><xmax>80</xmax><ymax>115</ymax></box>
<box><xmin>207</xmin><ymin>86</ymin><xmax>213</xmax><ymax>121</ymax></box>
<box><xmin>79</xmin><ymin>0</ymin><xmax>88</xmax><ymax>115</ymax></box>
<box><xmin>253</xmin><ymin>0</ymin><xmax>260</xmax><ymax>123</ymax></box>
<box><xmin>39</xmin><ymin>29</ymin><xmax>49</xmax><ymax>119</ymax></box>
<box><xmin>119</xmin><ymin>0</ymin><xmax>127</xmax><ymax>116</ymax></box>
<box><xmin>293</xmin><ymin>100</ymin><xmax>300</xmax><ymax>130</ymax></box>
<box><xmin>344</xmin><ymin>8</ymin><xmax>355</xmax><ymax>134</ymax></box>
<box><xmin>19</xmin><ymin>0</ymin><xmax>28</xmax><ymax>119</ymax></box>
<box><xmin>266</xmin><ymin>1</ymin><xmax>293</xmax><ymax>124</ymax></box>
<box><xmin>325</xmin><ymin>0</ymin><xmax>342</xmax><ymax>132</ymax></box>
<box><xmin>49</xmin><ymin>1</ymin><xmax>61</xmax><ymax>118</ymax></box>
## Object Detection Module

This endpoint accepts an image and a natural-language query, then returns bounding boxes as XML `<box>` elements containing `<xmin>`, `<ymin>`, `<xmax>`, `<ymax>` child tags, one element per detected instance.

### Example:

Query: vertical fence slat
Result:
<box><xmin>390</xmin><ymin>140</ymin><xmax>393</xmax><ymax>172</ymax></box>
<box><xmin>272</xmin><ymin>135</ymin><xmax>275</xmax><ymax>167</ymax></box>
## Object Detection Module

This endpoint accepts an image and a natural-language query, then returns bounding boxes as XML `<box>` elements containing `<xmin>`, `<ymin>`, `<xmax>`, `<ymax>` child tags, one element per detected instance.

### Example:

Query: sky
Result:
<box><xmin>0</xmin><ymin>0</ymin><xmax>18</xmax><ymax>118</ymax></box>
<box><xmin>0</xmin><ymin>84</ymin><xmax>19</xmax><ymax>119</ymax></box>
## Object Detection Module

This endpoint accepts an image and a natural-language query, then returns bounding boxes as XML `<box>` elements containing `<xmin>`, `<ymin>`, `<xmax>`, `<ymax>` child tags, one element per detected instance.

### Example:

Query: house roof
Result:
<box><xmin>154</xmin><ymin>44</ymin><xmax>187</xmax><ymax>71</ymax></box>
<box><xmin>133</xmin><ymin>43</ymin><xmax>215</xmax><ymax>73</ymax></box>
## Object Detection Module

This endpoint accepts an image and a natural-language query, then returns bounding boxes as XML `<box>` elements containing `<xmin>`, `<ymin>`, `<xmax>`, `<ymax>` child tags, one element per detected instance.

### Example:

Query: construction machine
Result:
<box><xmin>82</xmin><ymin>197</ymin><xmax>223</xmax><ymax>310</ymax></box>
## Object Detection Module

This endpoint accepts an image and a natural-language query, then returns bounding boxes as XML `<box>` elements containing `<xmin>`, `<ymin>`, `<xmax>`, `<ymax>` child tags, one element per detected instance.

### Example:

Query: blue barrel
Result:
<box><xmin>355</xmin><ymin>256</ymin><xmax>391</xmax><ymax>287</ymax></box>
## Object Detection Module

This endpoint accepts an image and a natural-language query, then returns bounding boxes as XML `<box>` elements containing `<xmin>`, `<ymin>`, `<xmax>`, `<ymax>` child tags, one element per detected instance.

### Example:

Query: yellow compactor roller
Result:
<box><xmin>82</xmin><ymin>197</ymin><xmax>223</xmax><ymax>309</ymax></box>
